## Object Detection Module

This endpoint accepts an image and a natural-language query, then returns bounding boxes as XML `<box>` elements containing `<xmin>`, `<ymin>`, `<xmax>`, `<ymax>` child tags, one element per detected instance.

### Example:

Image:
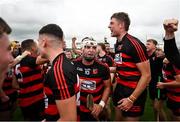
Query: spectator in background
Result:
<box><xmin>11</xmin><ymin>41</ymin><xmax>22</xmax><ymax>58</ymax></box>
<box><xmin>146</xmin><ymin>39</ymin><xmax>167</xmax><ymax>121</ymax></box>
<box><xmin>72</xmin><ymin>37</ymin><xmax>82</xmax><ymax>56</ymax></box>
<box><xmin>97</xmin><ymin>43</ymin><xmax>115</xmax><ymax>68</ymax></box>
<box><xmin>65</xmin><ymin>49</ymin><xmax>73</xmax><ymax>60</ymax></box>
<box><xmin>104</xmin><ymin>38</ymin><xmax>115</xmax><ymax>59</ymax></box>
<box><xmin>96</xmin><ymin>42</ymin><xmax>115</xmax><ymax>120</ymax></box>
<box><xmin>155</xmin><ymin>48</ymin><xmax>165</xmax><ymax>58</ymax></box>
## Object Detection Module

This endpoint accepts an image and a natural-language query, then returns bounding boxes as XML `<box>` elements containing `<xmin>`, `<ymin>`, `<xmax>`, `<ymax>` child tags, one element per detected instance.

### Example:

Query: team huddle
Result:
<box><xmin>0</xmin><ymin>12</ymin><xmax>180</xmax><ymax>121</ymax></box>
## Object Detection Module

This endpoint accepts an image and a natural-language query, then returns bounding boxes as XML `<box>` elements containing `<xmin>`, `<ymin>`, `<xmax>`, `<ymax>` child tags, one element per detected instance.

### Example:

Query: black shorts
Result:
<box><xmin>0</xmin><ymin>92</ymin><xmax>18</xmax><ymax>111</ymax></box>
<box><xmin>8</xmin><ymin>91</ymin><xmax>18</xmax><ymax>103</ymax></box>
<box><xmin>167</xmin><ymin>98</ymin><xmax>180</xmax><ymax>116</ymax></box>
<box><xmin>112</xmin><ymin>84</ymin><xmax>147</xmax><ymax>117</ymax></box>
<box><xmin>79</xmin><ymin>112</ymin><xmax>97</xmax><ymax>121</ymax></box>
<box><xmin>45</xmin><ymin>114</ymin><xmax>59</xmax><ymax>121</ymax></box>
<box><xmin>0</xmin><ymin>100</ymin><xmax>11</xmax><ymax>111</ymax></box>
<box><xmin>20</xmin><ymin>99</ymin><xmax>45</xmax><ymax>121</ymax></box>
<box><xmin>148</xmin><ymin>86</ymin><xmax>166</xmax><ymax>100</ymax></box>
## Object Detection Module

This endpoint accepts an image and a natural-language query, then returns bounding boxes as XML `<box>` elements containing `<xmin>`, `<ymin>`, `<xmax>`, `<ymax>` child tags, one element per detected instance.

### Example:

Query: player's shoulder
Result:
<box><xmin>94</xmin><ymin>59</ymin><xmax>109</xmax><ymax>69</ymax></box>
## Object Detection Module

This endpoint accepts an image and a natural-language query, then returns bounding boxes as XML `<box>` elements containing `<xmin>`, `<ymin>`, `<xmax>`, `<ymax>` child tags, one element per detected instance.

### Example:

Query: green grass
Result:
<box><xmin>13</xmin><ymin>92</ymin><xmax>171</xmax><ymax>121</ymax></box>
<box><xmin>12</xmin><ymin>106</ymin><xmax>23</xmax><ymax>121</ymax></box>
<box><xmin>140</xmin><ymin>95</ymin><xmax>155</xmax><ymax>121</ymax></box>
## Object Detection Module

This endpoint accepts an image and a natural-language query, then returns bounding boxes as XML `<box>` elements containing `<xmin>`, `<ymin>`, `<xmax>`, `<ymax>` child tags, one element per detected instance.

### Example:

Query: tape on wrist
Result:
<box><xmin>99</xmin><ymin>100</ymin><xmax>105</xmax><ymax>108</ymax></box>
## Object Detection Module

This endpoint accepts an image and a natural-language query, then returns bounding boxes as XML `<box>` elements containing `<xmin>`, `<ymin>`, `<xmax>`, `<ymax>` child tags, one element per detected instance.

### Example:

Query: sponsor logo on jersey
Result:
<box><xmin>81</xmin><ymin>80</ymin><xmax>96</xmax><ymax>91</ymax></box>
<box><xmin>114</xmin><ymin>53</ymin><xmax>122</xmax><ymax>64</ymax></box>
<box><xmin>77</xmin><ymin>67</ymin><xmax>83</xmax><ymax>71</ymax></box>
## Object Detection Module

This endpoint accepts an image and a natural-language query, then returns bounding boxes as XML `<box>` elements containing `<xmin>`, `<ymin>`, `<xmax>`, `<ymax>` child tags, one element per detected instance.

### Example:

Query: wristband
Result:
<box><xmin>99</xmin><ymin>100</ymin><xmax>105</xmax><ymax>108</ymax></box>
<box><xmin>129</xmin><ymin>95</ymin><xmax>137</xmax><ymax>102</ymax></box>
<box><xmin>127</xmin><ymin>97</ymin><xmax>133</xmax><ymax>103</ymax></box>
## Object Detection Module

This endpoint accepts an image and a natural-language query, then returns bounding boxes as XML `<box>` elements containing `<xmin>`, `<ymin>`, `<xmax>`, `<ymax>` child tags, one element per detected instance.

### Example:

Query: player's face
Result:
<box><xmin>82</xmin><ymin>44</ymin><xmax>97</xmax><ymax>62</ymax></box>
<box><xmin>0</xmin><ymin>33</ymin><xmax>13</xmax><ymax>71</ymax></box>
<box><xmin>155</xmin><ymin>50</ymin><xmax>165</xmax><ymax>58</ymax></box>
<box><xmin>146</xmin><ymin>41</ymin><xmax>156</xmax><ymax>52</ymax></box>
<box><xmin>105</xmin><ymin>44</ymin><xmax>110</xmax><ymax>52</ymax></box>
<box><xmin>108</xmin><ymin>18</ymin><xmax>122</xmax><ymax>37</ymax></box>
<box><xmin>65</xmin><ymin>51</ymin><xmax>72</xmax><ymax>60</ymax></box>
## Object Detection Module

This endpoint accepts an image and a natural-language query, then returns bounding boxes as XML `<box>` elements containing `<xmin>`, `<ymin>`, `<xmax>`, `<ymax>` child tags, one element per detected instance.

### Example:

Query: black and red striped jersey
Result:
<box><xmin>97</xmin><ymin>54</ymin><xmax>115</xmax><ymax>67</ymax></box>
<box><xmin>73</xmin><ymin>58</ymin><xmax>110</xmax><ymax>113</ymax></box>
<box><xmin>2</xmin><ymin>69</ymin><xmax>17</xmax><ymax>97</ymax></box>
<box><xmin>15</xmin><ymin>55</ymin><xmax>44</xmax><ymax>107</ymax></box>
<box><xmin>173</xmin><ymin>66</ymin><xmax>180</xmax><ymax>75</ymax></box>
<box><xmin>162</xmin><ymin>63</ymin><xmax>180</xmax><ymax>102</ymax></box>
<box><xmin>44</xmin><ymin>53</ymin><xmax>79</xmax><ymax>120</ymax></box>
<box><xmin>114</xmin><ymin>33</ymin><xmax>148</xmax><ymax>89</ymax></box>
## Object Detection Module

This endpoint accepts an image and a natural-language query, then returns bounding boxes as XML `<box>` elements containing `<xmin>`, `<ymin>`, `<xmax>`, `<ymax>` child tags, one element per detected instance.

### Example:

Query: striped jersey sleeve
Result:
<box><xmin>52</xmin><ymin>54</ymin><xmax>76</xmax><ymax>100</ymax></box>
<box><xmin>127</xmin><ymin>35</ymin><xmax>148</xmax><ymax>63</ymax></box>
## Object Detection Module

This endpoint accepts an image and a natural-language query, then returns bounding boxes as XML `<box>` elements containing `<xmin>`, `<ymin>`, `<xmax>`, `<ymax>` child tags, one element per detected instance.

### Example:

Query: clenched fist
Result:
<box><xmin>163</xmin><ymin>19</ymin><xmax>178</xmax><ymax>33</ymax></box>
<box><xmin>72</xmin><ymin>37</ymin><xmax>77</xmax><ymax>42</ymax></box>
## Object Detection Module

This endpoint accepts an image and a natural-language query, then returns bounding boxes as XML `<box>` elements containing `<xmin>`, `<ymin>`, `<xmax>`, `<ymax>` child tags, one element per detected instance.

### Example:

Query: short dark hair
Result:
<box><xmin>147</xmin><ymin>39</ymin><xmax>158</xmax><ymax>46</ymax></box>
<box><xmin>81</xmin><ymin>37</ymin><xmax>95</xmax><ymax>42</ymax></box>
<box><xmin>104</xmin><ymin>42</ymin><xmax>110</xmax><ymax>45</ymax></box>
<box><xmin>39</xmin><ymin>24</ymin><xmax>63</xmax><ymax>40</ymax></box>
<box><xmin>98</xmin><ymin>43</ymin><xmax>106</xmax><ymax>51</ymax></box>
<box><xmin>0</xmin><ymin>17</ymin><xmax>12</xmax><ymax>35</ymax></box>
<box><xmin>111</xmin><ymin>12</ymin><xmax>130</xmax><ymax>31</ymax></box>
<box><xmin>21</xmin><ymin>39</ymin><xmax>35</xmax><ymax>52</ymax></box>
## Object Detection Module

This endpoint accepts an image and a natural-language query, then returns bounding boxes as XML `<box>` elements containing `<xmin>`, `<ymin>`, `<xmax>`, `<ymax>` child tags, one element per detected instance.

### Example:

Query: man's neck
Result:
<box><xmin>82</xmin><ymin>58</ymin><xmax>94</xmax><ymax>66</ymax></box>
<box><xmin>117</xmin><ymin>31</ymin><xmax>127</xmax><ymax>42</ymax></box>
<box><xmin>48</xmin><ymin>48</ymin><xmax>64</xmax><ymax>63</ymax></box>
<box><xmin>30</xmin><ymin>51</ymin><xmax>37</xmax><ymax>57</ymax></box>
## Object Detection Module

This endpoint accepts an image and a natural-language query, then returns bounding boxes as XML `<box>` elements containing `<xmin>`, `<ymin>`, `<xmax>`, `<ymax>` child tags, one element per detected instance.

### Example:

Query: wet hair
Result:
<box><xmin>39</xmin><ymin>24</ymin><xmax>63</xmax><ymax>40</ymax></box>
<box><xmin>21</xmin><ymin>39</ymin><xmax>35</xmax><ymax>52</ymax></box>
<box><xmin>98</xmin><ymin>43</ymin><xmax>106</xmax><ymax>51</ymax></box>
<box><xmin>111</xmin><ymin>12</ymin><xmax>130</xmax><ymax>31</ymax></box>
<box><xmin>147</xmin><ymin>39</ymin><xmax>158</xmax><ymax>46</ymax></box>
<box><xmin>0</xmin><ymin>17</ymin><xmax>12</xmax><ymax>35</ymax></box>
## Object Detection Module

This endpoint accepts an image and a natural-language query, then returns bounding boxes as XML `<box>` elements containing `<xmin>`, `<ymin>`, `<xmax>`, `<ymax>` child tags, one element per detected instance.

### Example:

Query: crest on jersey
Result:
<box><xmin>114</xmin><ymin>53</ymin><xmax>122</xmax><ymax>64</ymax></box>
<box><xmin>117</xmin><ymin>44</ymin><xmax>123</xmax><ymax>51</ymax></box>
<box><xmin>92</xmin><ymin>69</ymin><xmax>98</xmax><ymax>74</ymax></box>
